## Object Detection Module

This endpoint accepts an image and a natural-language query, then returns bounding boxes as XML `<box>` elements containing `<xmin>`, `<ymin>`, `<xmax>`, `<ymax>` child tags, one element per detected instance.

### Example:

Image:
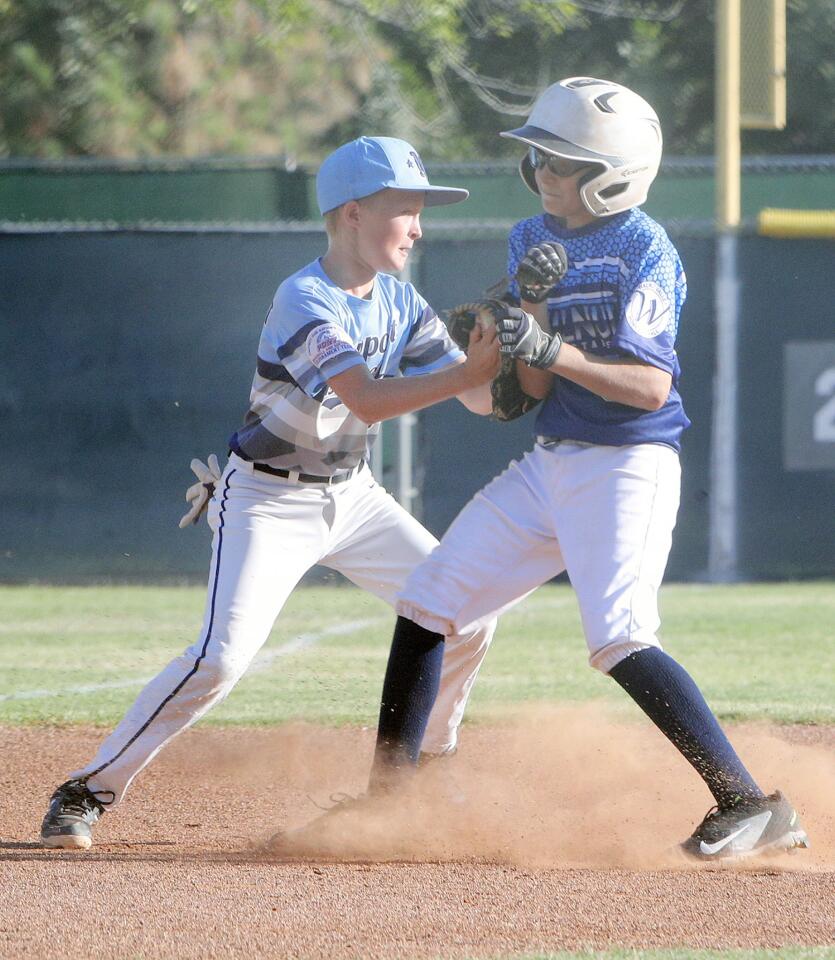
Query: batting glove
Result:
<box><xmin>496</xmin><ymin>309</ymin><xmax>562</xmax><ymax>369</ymax></box>
<box><xmin>178</xmin><ymin>454</ymin><xmax>222</xmax><ymax>529</ymax></box>
<box><xmin>515</xmin><ymin>241</ymin><xmax>569</xmax><ymax>303</ymax></box>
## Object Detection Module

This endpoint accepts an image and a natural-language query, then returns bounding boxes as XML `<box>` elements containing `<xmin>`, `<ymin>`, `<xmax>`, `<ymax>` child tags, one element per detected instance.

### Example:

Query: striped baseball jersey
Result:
<box><xmin>507</xmin><ymin>208</ymin><xmax>691</xmax><ymax>451</ymax></box>
<box><xmin>229</xmin><ymin>257</ymin><xmax>463</xmax><ymax>475</ymax></box>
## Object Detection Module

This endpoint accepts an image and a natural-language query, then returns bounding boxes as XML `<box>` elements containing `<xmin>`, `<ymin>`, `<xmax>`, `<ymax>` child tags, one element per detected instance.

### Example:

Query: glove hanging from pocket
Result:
<box><xmin>178</xmin><ymin>454</ymin><xmax>222</xmax><ymax>528</ymax></box>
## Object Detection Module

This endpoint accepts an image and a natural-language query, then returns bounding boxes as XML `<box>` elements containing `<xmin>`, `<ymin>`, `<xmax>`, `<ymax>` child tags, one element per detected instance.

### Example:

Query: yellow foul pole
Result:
<box><xmin>716</xmin><ymin>0</ymin><xmax>741</xmax><ymax>229</ymax></box>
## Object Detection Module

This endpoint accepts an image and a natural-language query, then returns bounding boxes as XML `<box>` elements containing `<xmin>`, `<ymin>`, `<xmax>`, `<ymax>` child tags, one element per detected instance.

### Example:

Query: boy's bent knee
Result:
<box><xmin>192</xmin><ymin>646</ymin><xmax>251</xmax><ymax>688</ymax></box>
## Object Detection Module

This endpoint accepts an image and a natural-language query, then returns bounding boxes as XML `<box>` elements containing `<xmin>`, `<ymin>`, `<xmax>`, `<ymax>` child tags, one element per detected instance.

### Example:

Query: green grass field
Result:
<box><xmin>1</xmin><ymin>581</ymin><xmax>832</xmax><ymax>727</ymax></box>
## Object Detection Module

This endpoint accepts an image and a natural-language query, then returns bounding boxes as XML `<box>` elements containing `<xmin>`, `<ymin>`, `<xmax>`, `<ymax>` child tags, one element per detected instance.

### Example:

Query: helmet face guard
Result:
<box><xmin>504</xmin><ymin>78</ymin><xmax>662</xmax><ymax>218</ymax></box>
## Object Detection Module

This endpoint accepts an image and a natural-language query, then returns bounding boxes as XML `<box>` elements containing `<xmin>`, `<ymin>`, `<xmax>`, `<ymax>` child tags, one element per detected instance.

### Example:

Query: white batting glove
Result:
<box><xmin>178</xmin><ymin>454</ymin><xmax>222</xmax><ymax>529</ymax></box>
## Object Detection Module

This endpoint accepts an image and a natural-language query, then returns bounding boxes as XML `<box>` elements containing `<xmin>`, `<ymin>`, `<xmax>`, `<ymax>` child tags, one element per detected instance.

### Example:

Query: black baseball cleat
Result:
<box><xmin>681</xmin><ymin>790</ymin><xmax>810</xmax><ymax>862</ymax></box>
<box><xmin>40</xmin><ymin>778</ymin><xmax>108</xmax><ymax>850</ymax></box>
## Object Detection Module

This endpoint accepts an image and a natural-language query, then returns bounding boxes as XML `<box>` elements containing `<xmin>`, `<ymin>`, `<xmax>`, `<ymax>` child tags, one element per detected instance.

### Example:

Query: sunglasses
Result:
<box><xmin>527</xmin><ymin>147</ymin><xmax>591</xmax><ymax>178</ymax></box>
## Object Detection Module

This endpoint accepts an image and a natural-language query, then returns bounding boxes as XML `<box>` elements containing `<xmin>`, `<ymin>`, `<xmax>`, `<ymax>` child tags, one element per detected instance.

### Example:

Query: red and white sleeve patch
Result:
<box><xmin>306</xmin><ymin>323</ymin><xmax>356</xmax><ymax>368</ymax></box>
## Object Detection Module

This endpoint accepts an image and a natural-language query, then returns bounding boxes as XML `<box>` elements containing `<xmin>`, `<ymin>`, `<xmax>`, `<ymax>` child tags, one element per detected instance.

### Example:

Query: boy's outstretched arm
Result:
<box><xmin>329</xmin><ymin>325</ymin><xmax>500</xmax><ymax>424</ymax></box>
<box><xmin>455</xmin><ymin>374</ymin><xmax>495</xmax><ymax>415</ymax></box>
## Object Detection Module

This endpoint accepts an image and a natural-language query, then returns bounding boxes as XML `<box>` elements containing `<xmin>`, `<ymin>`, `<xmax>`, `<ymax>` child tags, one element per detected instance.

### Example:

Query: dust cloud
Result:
<box><xmin>199</xmin><ymin>706</ymin><xmax>835</xmax><ymax>871</ymax></box>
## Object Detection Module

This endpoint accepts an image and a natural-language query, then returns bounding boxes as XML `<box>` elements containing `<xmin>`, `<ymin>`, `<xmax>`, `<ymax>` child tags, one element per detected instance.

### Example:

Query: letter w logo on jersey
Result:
<box><xmin>624</xmin><ymin>281</ymin><xmax>671</xmax><ymax>339</ymax></box>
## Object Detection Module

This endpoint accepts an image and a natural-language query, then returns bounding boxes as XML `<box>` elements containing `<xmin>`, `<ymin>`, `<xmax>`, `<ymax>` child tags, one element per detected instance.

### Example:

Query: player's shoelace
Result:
<box><xmin>50</xmin><ymin>780</ymin><xmax>111</xmax><ymax>817</ymax></box>
<box><xmin>306</xmin><ymin>791</ymin><xmax>362</xmax><ymax>812</ymax></box>
<box><xmin>692</xmin><ymin>794</ymin><xmax>770</xmax><ymax>841</ymax></box>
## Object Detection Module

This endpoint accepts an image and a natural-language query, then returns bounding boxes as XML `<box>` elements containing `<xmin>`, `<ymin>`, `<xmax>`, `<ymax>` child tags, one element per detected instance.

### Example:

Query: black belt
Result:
<box><xmin>252</xmin><ymin>461</ymin><xmax>362</xmax><ymax>484</ymax></box>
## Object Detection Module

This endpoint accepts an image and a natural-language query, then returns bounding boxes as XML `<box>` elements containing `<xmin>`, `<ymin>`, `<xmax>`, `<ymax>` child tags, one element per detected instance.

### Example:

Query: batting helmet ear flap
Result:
<box><xmin>578</xmin><ymin>165</ymin><xmax>605</xmax><ymax>187</ymax></box>
<box><xmin>519</xmin><ymin>152</ymin><xmax>540</xmax><ymax>195</ymax></box>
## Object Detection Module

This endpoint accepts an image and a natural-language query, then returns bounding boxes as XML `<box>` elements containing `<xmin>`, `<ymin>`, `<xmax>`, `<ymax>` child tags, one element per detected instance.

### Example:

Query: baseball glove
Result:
<box><xmin>443</xmin><ymin>299</ymin><xmax>541</xmax><ymax>422</ymax></box>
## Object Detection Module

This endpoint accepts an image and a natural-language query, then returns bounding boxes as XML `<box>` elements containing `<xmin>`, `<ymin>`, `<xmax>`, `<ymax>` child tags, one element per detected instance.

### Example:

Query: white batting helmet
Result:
<box><xmin>501</xmin><ymin>77</ymin><xmax>663</xmax><ymax>217</ymax></box>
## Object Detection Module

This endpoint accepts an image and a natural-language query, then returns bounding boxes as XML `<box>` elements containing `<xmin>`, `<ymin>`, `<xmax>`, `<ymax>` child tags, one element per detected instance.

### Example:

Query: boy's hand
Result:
<box><xmin>462</xmin><ymin>322</ymin><xmax>501</xmax><ymax>386</ymax></box>
<box><xmin>516</xmin><ymin>241</ymin><xmax>568</xmax><ymax>303</ymax></box>
<box><xmin>497</xmin><ymin>309</ymin><xmax>562</xmax><ymax>369</ymax></box>
<box><xmin>442</xmin><ymin>299</ymin><xmax>541</xmax><ymax>420</ymax></box>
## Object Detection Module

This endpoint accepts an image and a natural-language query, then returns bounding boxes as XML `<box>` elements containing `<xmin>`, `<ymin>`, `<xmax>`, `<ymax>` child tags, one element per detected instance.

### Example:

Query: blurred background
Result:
<box><xmin>1</xmin><ymin>0</ymin><xmax>833</xmax><ymax>583</ymax></box>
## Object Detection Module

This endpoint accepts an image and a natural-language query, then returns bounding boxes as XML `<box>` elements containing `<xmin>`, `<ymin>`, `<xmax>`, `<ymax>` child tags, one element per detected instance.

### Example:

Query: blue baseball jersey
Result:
<box><xmin>508</xmin><ymin>209</ymin><xmax>691</xmax><ymax>450</ymax></box>
<box><xmin>230</xmin><ymin>258</ymin><xmax>463</xmax><ymax>474</ymax></box>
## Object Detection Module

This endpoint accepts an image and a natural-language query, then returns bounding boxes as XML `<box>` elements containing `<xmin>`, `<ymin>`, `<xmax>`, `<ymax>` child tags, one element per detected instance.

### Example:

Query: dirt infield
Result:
<box><xmin>2</xmin><ymin>713</ymin><xmax>833</xmax><ymax>959</ymax></box>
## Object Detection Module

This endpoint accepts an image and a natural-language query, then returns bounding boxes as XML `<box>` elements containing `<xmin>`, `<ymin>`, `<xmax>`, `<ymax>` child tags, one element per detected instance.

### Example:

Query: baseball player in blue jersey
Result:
<box><xmin>39</xmin><ymin>136</ymin><xmax>500</xmax><ymax>850</ymax></box>
<box><xmin>359</xmin><ymin>79</ymin><xmax>810</xmax><ymax>862</ymax></box>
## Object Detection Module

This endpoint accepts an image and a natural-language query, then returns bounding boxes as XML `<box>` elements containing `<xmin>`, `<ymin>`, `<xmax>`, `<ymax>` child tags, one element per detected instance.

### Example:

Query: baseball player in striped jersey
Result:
<box><xmin>40</xmin><ymin>136</ymin><xmax>499</xmax><ymax>849</ymax></box>
<box><xmin>356</xmin><ymin>80</ymin><xmax>810</xmax><ymax>862</ymax></box>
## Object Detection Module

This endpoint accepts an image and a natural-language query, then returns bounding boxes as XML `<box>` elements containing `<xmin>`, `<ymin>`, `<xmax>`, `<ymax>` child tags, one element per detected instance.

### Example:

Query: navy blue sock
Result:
<box><xmin>609</xmin><ymin>647</ymin><xmax>764</xmax><ymax>808</ymax></box>
<box><xmin>369</xmin><ymin>616</ymin><xmax>445</xmax><ymax>794</ymax></box>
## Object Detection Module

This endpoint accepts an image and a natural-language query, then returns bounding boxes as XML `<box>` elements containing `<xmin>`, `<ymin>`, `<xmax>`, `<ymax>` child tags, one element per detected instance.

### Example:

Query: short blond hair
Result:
<box><xmin>324</xmin><ymin>194</ymin><xmax>379</xmax><ymax>238</ymax></box>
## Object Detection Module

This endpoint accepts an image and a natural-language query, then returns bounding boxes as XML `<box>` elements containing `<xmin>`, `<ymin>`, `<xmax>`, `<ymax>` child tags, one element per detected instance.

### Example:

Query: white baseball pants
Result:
<box><xmin>397</xmin><ymin>441</ymin><xmax>681</xmax><ymax>674</ymax></box>
<box><xmin>76</xmin><ymin>454</ymin><xmax>494</xmax><ymax>806</ymax></box>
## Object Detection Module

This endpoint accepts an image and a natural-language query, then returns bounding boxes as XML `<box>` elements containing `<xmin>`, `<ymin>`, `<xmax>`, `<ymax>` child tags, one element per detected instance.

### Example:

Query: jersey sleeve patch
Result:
<box><xmin>305</xmin><ymin>323</ymin><xmax>356</xmax><ymax>369</ymax></box>
<box><xmin>624</xmin><ymin>281</ymin><xmax>673</xmax><ymax>339</ymax></box>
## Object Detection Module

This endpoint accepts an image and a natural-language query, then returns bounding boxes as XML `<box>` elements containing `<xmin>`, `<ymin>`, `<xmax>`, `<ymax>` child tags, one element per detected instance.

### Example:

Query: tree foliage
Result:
<box><xmin>316</xmin><ymin>0</ymin><xmax>835</xmax><ymax>158</ymax></box>
<box><xmin>0</xmin><ymin>0</ymin><xmax>375</xmax><ymax>156</ymax></box>
<box><xmin>1</xmin><ymin>0</ymin><xmax>832</xmax><ymax>159</ymax></box>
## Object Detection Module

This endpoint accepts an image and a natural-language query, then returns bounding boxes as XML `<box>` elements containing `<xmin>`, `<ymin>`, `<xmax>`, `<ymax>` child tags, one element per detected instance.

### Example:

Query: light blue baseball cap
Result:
<box><xmin>316</xmin><ymin>136</ymin><xmax>469</xmax><ymax>215</ymax></box>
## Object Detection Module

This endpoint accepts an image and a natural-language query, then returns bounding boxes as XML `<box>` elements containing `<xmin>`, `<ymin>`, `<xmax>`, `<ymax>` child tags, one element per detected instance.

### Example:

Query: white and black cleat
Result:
<box><xmin>40</xmin><ymin>778</ymin><xmax>106</xmax><ymax>850</ymax></box>
<box><xmin>681</xmin><ymin>790</ymin><xmax>810</xmax><ymax>862</ymax></box>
